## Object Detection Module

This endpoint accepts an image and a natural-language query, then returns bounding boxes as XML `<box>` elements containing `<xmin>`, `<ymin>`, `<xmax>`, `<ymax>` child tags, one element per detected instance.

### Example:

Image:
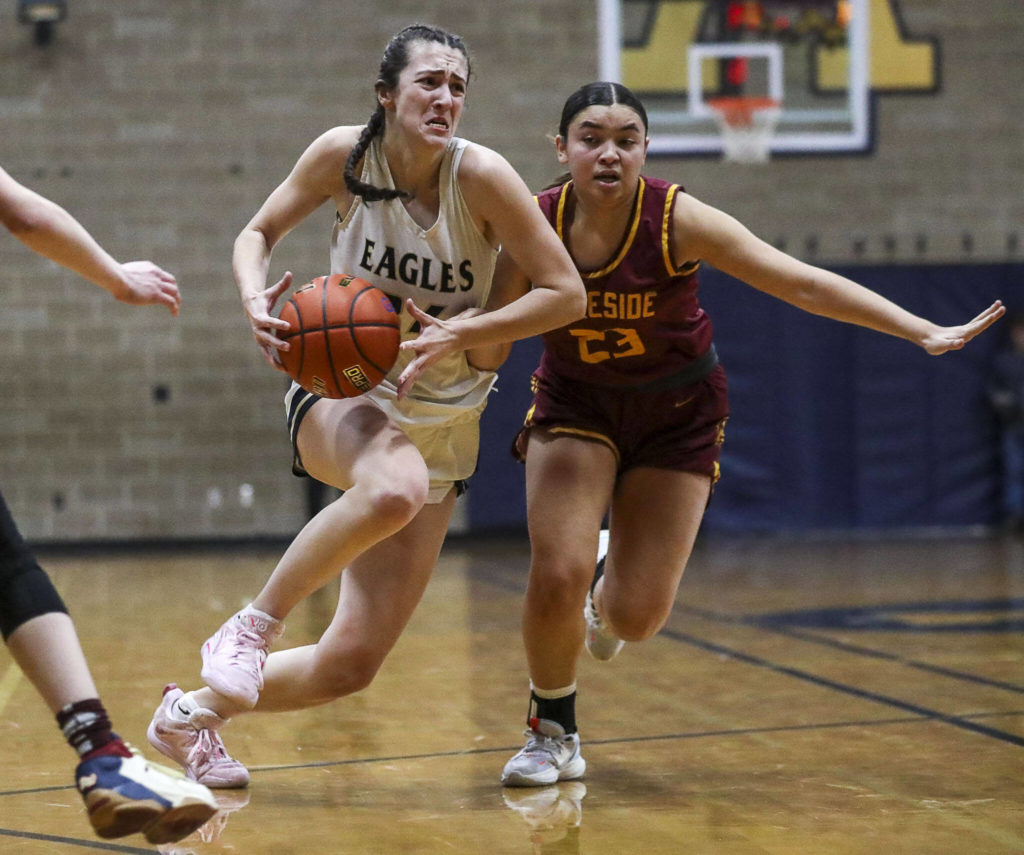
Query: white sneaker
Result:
<box><xmin>501</xmin><ymin>719</ymin><xmax>586</xmax><ymax>787</ymax></box>
<box><xmin>584</xmin><ymin>587</ymin><xmax>624</xmax><ymax>662</ymax></box>
<box><xmin>585</xmin><ymin>532</ymin><xmax>623</xmax><ymax>662</ymax></box>
<box><xmin>200</xmin><ymin>605</ymin><xmax>284</xmax><ymax>709</ymax></box>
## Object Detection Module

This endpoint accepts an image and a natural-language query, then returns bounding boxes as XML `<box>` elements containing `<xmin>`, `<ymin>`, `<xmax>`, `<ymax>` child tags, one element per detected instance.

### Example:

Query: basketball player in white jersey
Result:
<box><xmin>146</xmin><ymin>24</ymin><xmax>585</xmax><ymax>786</ymax></box>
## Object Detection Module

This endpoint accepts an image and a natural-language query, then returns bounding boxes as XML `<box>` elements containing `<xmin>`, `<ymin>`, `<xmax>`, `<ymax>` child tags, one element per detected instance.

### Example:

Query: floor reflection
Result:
<box><xmin>158</xmin><ymin>790</ymin><xmax>251</xmax><ymax>854</ymax></box>
<box><xmin>503</xmin><ymin>782</ymin><xmax>586</xmax><ymax>854</ymax></box>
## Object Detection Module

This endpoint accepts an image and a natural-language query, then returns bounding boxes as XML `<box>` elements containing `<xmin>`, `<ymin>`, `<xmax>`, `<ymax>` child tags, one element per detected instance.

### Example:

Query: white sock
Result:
<box><xmin>172</xmin><ymin>691</ymin><xmax>200</xmax><ymax>721</ymax></box>
<box><xmin>241</xmin><ymin>604</ymin><xmax>279</xmax><ymax>622</ymax></box>
<box><xmin>529</xmin><ymin>682</ymin><xmax>576</xmax><ymax>700</ymax></box>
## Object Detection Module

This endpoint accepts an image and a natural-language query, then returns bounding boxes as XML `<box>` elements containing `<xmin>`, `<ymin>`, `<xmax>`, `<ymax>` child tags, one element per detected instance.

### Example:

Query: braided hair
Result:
<box><xmin>344</xmin><ymin>24</ymin><xmax>471</xmax><ymax>203</ymax></box>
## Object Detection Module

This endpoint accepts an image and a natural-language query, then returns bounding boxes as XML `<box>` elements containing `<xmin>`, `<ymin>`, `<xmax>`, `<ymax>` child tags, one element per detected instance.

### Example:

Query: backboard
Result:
<box><xmin>598</xmin><ymin>0</ymin><xmax>873</xmax><ymax>156</ymax></box>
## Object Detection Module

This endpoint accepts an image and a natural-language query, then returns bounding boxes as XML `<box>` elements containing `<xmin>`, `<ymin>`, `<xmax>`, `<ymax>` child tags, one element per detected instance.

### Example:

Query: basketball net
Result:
<box><xmin>707</xmin><ymin>96</ymin><xmax>781</xmax><ymax>164</ymax></box>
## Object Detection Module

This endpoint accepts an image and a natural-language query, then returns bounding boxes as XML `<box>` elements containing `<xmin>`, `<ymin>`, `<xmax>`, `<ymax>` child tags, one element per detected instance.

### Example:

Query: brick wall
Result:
<box><xmin>0</xmin><ymin>1</ymin><xmax>1020</xmax><ymax>541</ymax></box>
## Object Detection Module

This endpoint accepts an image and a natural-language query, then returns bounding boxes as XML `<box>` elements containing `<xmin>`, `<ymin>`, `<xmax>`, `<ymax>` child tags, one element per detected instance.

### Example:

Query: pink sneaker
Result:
<box><xmin>200</xmin><ymin>605</ymin><xmax>284</xmax><ymax>709</ymax></box>
<box><xmin>146</xmin><ymin>685</ymin><xmax>250</xmax><ymax>789</ymax></box>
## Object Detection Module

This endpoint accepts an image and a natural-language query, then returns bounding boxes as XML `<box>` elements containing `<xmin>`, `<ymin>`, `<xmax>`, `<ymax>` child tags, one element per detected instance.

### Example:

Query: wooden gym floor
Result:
<box><xmin>0</xmin><ymin>534</ymin><xmax>1021</xmax><ymax>854</ymax></box>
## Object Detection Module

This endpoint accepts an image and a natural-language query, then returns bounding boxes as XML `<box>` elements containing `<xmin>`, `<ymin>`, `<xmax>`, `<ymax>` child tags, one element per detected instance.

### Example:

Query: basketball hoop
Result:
<box><xmin>707</xmin><ymin>96</ymin><xmax>781</xmax><ymax>164</ymax></box>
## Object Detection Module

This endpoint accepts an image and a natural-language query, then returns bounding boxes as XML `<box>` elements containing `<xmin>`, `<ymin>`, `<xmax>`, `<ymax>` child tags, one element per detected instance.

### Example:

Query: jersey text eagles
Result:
<box><xmin>358</xmin><ymin>238</ymin><xmax>474</xmax><ymax>292</ymax></box>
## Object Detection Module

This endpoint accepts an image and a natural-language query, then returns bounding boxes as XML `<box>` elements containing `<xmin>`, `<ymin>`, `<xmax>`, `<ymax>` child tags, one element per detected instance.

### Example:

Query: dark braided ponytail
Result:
<box><xmin>343</xmin><ymin>24</ymin><xmax>471</xmax><ymax>203</ymax></box>
<box><xmin>343</xmin><ymin>106</ymin><xmax>397</xmax><ymax>201</ymax></box>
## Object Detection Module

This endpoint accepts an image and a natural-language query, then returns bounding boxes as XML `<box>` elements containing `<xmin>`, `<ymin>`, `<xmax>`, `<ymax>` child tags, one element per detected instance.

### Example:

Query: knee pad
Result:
<box><xmin>0</xmin><ymin>492</ymin><xmax>68</xmax><ymax>639</ymax></box>
<box><xmin>1</xmin><ymin>560</ymin><xmax>68</xmax><ymax>641</ymax></box>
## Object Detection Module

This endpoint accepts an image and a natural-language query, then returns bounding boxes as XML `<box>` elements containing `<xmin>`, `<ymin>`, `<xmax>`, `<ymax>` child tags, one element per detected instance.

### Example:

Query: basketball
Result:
<box><xmin>277</xmin><ymin>274</ymin><xmax>401</xmax><ymax>398</ymax></box>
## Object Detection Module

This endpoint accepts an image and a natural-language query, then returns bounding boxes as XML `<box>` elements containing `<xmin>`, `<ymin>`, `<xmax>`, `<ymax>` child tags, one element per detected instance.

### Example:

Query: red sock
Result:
<box><xmin>80</xmin><ymin>738</ymin><xmax>133</xmax><ymax>761</ymax></box>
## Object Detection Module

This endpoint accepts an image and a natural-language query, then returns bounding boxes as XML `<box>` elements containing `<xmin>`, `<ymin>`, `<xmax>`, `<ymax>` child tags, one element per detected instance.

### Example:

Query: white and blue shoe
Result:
<box><xmin>76</xmin><ymin>750</ymin><xmax>217</xmax><ymax>844</ymax></box>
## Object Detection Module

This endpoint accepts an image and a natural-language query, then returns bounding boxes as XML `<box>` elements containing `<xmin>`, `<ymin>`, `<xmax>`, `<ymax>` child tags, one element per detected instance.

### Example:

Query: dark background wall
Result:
<box><xmin>472</xmin><ymin>263</ymin><xmax>1023</xmax><ymax>535</ymax></box>
<box><xmin>1</xmin><ymin>1</ymin><xmax>1021</xmax><ymax>542</ymax></box>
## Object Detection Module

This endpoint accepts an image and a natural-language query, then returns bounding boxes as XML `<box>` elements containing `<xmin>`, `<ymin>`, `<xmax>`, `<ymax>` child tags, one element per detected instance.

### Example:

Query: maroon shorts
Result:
<box><xmin>513</xmin><ymin>365</ymin><xmax>729</xmax><ymax>480</ymax></box>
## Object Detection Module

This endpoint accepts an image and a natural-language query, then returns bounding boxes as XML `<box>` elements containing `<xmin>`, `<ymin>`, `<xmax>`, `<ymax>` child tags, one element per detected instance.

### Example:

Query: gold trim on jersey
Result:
<box><xmin>547</xmin><ymin>426</ymin><xmax>621</xmax><ymax>463</ymax></box>
<box><xmin>662</xmin><ymin>183</ymin><xmax>700</xmax><ymax>277</ymax></box>
<box><xmin>555</xmin><ymin>179</ymin><xmax>646</xmax><ymax>281</ymax></box>
<box><xmin>661</xmin><ymin>184</ymin><xmax>677</xmax><ymax>275</ymax></box>
<box><xmin>555</xmin><ymin>181</ymin><xmax>571</xmax><ymax>239</ymax></box>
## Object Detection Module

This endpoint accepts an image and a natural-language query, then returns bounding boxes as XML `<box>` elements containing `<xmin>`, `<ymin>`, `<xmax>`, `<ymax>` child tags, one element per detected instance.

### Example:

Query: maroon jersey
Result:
<box><xmin>536</xmin><ymin>176</ymin><xmax>713</xmax><ymax>387</ymax></box>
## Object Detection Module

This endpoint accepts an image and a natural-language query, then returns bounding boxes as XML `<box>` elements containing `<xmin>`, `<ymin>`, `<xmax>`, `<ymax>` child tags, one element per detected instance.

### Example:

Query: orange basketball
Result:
<box><xmin>277</xmin><ymin>274</ymin><xmax>401</xmax><ymax>398</ymax></box>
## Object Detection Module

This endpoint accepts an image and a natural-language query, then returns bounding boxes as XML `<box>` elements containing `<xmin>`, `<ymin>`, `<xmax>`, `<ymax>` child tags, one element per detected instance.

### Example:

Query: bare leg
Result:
<box><xmin>253</xmin><ymin>397</ymin><xmax>431</xmax><ymax>619</ymax></box>
<box><xmin>520</xmin><ymin>432</ymin><xmax>712</xmax><ymax>692</ymax></box>
<box><xmin>11</xmin><ymin>616</ymin><xmax>219</xmax><ymax>842</ymax></box>
<box><xmin>153</xmin><ymin>395</ymin><xmax>452</xmax><ymax>791</ymax></box>
<box><xmin>189</xmin><ymin>396</ymin><xmax>432</xmax><ymax>718</ymax></box>
<box><xmin>521</xmin><ymin>431</ymin><xmax>617</xmax><ymax>690</ymax></box>
<box><xmin>200</xmin><ymin>491</ymin><xmax>456</xmax><ymax>713</ymax></box>
<box><xmin>6</xmin><ymin>612</ymin><xmax>98</xmax><ymax>713</ymax></box>
<box><xmin>598</xmin><ymin>468</ymin><xmax>711</xmax><ymax>641</ymax></box>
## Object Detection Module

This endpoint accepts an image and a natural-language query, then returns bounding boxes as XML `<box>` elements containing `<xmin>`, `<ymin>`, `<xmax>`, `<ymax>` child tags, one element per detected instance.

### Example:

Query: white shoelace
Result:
<box><xmin>520</xmin><ymin>730</ymin><xmax>567</xmax><ymax>762</ymax></box>
<box><xmin>188</xmin><ymin>728</ymin><xmax>230</xmax><ymax>773</ymax></box>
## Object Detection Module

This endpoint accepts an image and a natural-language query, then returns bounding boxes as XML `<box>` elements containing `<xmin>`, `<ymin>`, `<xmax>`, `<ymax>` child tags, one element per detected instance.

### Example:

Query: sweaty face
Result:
<box><xmin>382</xmin><ymin>40</ymin><xmax>469</xmax><ymax>146</ymax></box>
<box><xmin>556</xmin><ymin>104</ymin><xmax>648</xmax><ymax>200</ymax></box>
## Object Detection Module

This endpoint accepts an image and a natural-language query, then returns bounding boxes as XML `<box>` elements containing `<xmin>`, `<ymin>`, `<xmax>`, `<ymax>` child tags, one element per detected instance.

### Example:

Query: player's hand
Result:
<box><xmin>920</xmin><ymin>300</ymin><xmax>1005</xmax><ymax>355</ymax></box>
<box><xmin>243</xmin><ymin>270</ymin><xmax>293</xmax><ymax>369</ymax></box>
<box><xmin>396</xmin><ymin>300</ymin><xmax>477</xmax><ymax>398</ymax></box>
<box><xmin>111</xmin><ymin>261</ymin><xmax>181</xmax><ymax>316</ymax></box>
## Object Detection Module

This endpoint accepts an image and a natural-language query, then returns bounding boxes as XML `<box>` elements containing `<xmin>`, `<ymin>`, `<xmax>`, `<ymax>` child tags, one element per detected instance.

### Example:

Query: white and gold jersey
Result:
<box><xmin>331</xmin><ymin>135</ymin><xmax>498</xmax><ymax>428</ymax></box>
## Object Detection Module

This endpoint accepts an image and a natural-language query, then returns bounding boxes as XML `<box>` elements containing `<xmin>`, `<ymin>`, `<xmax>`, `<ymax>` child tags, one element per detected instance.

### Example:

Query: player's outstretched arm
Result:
<box><xmin>0</xmin><ymin>165</ymin><xmax>180</xmax><ymax>315</ymax></box>
<box><xmin>675</xmin><ymin>192</ymin><xmax>1004</xmax><ymax>353</ymax></box>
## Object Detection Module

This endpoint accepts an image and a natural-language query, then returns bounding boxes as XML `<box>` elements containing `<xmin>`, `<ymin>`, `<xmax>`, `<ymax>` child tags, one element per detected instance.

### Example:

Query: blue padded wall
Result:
<box><xmin>469</xmin><ymin>263</ymin><xmax>1023</xmax><ymax>534</ymax></box>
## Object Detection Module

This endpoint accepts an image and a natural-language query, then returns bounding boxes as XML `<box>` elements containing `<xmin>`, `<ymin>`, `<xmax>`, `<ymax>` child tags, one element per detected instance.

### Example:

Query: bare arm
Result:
<box><xmin>461</xmin><ymin>248</ymin><xmax>534</xmax><ymax>371</ymax></box>
<box><xmin>675</xmin><ymin>193</ymin><xmax>1003</xmax><ymax>354</ymax></box>
<box><xmin>232</xmin><ymin>126</ymin><xmax>359</xmax><ymax>367</ymax></box>
<box><xmin>0</xmin><ymin>165</ymin><xmax>180</xmax><ymax>315</ymax></box>
<box><xmin>397</xmin><ymin>145</ymin><xmax>585</xmax><ymax>391</ymax></box>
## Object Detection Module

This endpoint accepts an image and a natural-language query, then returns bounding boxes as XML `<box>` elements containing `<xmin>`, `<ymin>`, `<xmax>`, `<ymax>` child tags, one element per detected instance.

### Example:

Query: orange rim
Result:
<box><xmin>707</xmin><ymin>96</ymin><xmax>780</xmax><ymax>127</ymax></box>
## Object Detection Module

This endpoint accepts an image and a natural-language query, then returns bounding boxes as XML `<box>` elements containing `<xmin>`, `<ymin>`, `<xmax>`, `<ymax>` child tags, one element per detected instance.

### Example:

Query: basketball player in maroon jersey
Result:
<box><xmin>486</xmin><ymin>82</ymin><xmax>1004</xmax><ymax>786</ymax></box>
